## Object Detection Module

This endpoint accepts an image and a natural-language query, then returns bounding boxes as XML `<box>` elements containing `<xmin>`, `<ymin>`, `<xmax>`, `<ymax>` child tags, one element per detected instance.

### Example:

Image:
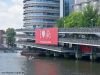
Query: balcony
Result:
<box><xmin>16</xmin><ymin>34</ymin><xmax>34</xmax><ymax>39</ymax></box>
<box><xmin>16</xmin><ymin>28</ymin><xmax>34</xmax><ymax>32</ymax></box>
<box><xmin>24</xmin><ymin>9</ymin><xmax>59</xmax><ymax>14</ymax></box>
<box><xmin>25</xmin><ymin>1</ymin><xmax>59</xmax><ymax>6</ymax></box>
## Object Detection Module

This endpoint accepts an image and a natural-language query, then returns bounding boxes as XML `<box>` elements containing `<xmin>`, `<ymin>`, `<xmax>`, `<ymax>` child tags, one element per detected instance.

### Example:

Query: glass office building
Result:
<box><xmin>23</xmin><ymin>0</ymin><xmax>60</xmax><ymax>29</ymax></box>
<box><xmin>60</xmin><ymin>0</ymin><xmax>74</xmax><ymax>17</ymax></box>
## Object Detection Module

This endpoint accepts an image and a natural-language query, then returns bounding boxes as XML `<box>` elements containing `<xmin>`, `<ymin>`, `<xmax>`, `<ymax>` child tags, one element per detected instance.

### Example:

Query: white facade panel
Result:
<box><xmin>60</xmin><ymin>0</ymin><xmax>64</xmax><ymax>17</ymax></box>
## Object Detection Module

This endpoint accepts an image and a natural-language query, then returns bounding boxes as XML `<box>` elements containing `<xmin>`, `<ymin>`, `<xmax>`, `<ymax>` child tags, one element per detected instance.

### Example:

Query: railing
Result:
<box><xmin>16</xmin><ymin>34</ymin><xmax>34</xmax><ymax>39</ymax></box>
<box><xmin>24</xmin><ymin>10</ymin><xmax>59</xmax><ymax>14</ymax></box>
<box><xmin>16</xmin><ymin>28</ymin><xmax>35</xmax><ymax>32</ymax></box>
<box><xmin>59</xmin><ymin>38</ymin><xmax>100</xmax><ymax>46</ymax></box>
<box><xmin>24</xmin><ymin>4</ymin><xmax>59</xmax><ymax>8</ymax></box>
<box><xmin>25</xmin><ymin>1</ymin><xmax>59</xmax><ymax>5</ymax></box>
<box><xmin>16</xmin><ymin>27</ymin><xmax>100</xmax><ymax>33</ymax></box>
<box><xmin>16</xmin><ymin>34</ymin><xmax>100</xmax><ymax>46</ymax></box>
<box><xmin>25</xmin><ymin>8</ymin><xmax>59</xmax><ymax>12</ymax></box>
<box><xmin>59</xmin><ymin>27</ymin><xmax>100</xmax><ymax>33</ymax></box>
<box><xmin>24</xmin><ymin>14</ymin><xmax>58</xmax><ymax>17</ymax></box>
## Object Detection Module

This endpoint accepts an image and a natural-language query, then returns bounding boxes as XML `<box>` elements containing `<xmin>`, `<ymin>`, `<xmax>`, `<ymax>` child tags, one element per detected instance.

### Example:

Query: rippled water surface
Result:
<box><xmin>0</xmin><ymin>52</ymin><xmax>100</xmax><ymax>75</ymax></box>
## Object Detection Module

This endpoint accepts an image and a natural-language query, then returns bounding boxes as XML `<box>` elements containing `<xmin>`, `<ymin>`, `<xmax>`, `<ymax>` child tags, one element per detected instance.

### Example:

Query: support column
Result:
<box><xmin>90</xmin><ymin>54</ymin><xmax>93</xmax><ymax>61</ymax></box>
<box><xmin>45</xmin><ymin>51</ymin><xmax>50</xmax><ymax>56</ymax></box>
<box><xmin>75</xmin><ymin>52</ymin><xmax>80</xmax><ymax>60</ymax></box>
<box><xmin>64</xmin><ymin>53</ymin><xmax>69</xmax><ymax>58</ymax></box>
<box><xmin>90</xmin><ymin>46</ymin><xmax>96</xmax><ymax>61</ymax></box>
<box><xmin>54</xmin><ymin>53</ymin><xmax>59</xmax><ymax>57</ymax></box>
<box><xmin>75</xmin><ymin>45</ymin><xmax>82</xmax><ymax>60</ymax></box>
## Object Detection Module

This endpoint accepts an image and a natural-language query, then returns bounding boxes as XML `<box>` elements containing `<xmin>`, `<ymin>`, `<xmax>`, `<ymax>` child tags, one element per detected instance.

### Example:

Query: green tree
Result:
<box><xmin>6</xmin><ymin>28</ymin><xmax>16</xmax><ymax>47</ymax></box>
<box><xmin>64</xmin><ymin>12</ymin><xmax>83</xmax><ymax>28</ymax></box>
<box><xmin>96</xmin><ymin>15</ymin><xmax>100</xmax><ymax>26</ymax></box>
<box><xmin>63</xmin><ymin>4</ymin><xmax>99</xmax><ymax>28</ymax></box>
<box><xmin>56</xmin><ymin>18</ymin><xmax>64</xmax><ymax>28</ymax></box>
<box><xmin>82</xmin><ymin>4</ymin><xmax>98</xmax><ymax>27</ymax></box>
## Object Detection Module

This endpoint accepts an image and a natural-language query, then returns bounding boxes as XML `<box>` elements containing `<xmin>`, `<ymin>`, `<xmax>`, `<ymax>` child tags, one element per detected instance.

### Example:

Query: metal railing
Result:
<box><xmin>59</xmin><ymin>27</ymin><xmax>100</xmax><ymax>33</ymax></box>
<box><xmin>59</xmin><ymin>38</ymin><xmax>100</xmax><ymax>46</ymax></box>
<box><xmin>16</xmin><ymin>34</ymin><xmax>100</xmax><ymax>46</ymax></box>
<box><xmin>16</xmin><ymin>27</ymin><xmax>100</xmax><ymax>33</ymax></box>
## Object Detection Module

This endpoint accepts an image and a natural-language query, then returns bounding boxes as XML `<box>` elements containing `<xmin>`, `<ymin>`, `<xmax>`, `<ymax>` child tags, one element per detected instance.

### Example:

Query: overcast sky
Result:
<box><xmin>0</xmin><ymin>0</ymin><xmax>23</xmax><ymax>30</ymax></box>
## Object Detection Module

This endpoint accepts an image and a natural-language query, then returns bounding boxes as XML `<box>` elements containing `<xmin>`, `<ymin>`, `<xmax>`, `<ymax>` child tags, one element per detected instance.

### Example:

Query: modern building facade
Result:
<box><xmin>23</xmin><ymin>0</ymin><xmax>74</xmax><ymax>28</ymax></box>
<box><xmin>74</xmin><ymin>0</ymin><xmax>100</xmax><ymax>12</ymax></box>
<box><xmin>60</xmin><ymin>0</ymin><xmax>74</xmax><ymax>17</ymax></box>
<box><xmin>23</xmin><ymin>0</ymin><xmax>60</xmax><ymax>29</ymax></box>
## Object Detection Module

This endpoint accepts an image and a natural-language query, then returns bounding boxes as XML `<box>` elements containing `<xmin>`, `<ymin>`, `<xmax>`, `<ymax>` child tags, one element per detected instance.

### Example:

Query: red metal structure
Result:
<box><xmin>35</xmin><ymin>28</ymin><xmax>58</xmax><ymax>45</ymax></box>
<box><xmin>80</xmin><ymin>45</ymin><xmax>92</xmax><ymax>53</ymax></box>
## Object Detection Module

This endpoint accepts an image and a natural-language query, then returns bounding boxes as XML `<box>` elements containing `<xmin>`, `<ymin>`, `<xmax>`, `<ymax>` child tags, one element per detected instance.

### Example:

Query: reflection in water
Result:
<box><xmin>32</xmin><ymin>58</ymin><xmax>100</xmax><ymax>75</ymax></box>
<box><xmin>34</xmin><ymin>59</ymin><xmax>58</xmax><ymax>75</ymax></box>
<box><xmin>0</xmin><ymin>53</ymin><xmax>100</xmax><ymax>75</ymax></box>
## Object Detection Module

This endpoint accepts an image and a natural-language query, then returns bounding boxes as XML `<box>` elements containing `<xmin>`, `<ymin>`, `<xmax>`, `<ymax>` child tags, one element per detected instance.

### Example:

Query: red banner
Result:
<box><xmin>35</xmin><ymin>28</ymin><xmax>58</xmax><ymax>45</ymax></box>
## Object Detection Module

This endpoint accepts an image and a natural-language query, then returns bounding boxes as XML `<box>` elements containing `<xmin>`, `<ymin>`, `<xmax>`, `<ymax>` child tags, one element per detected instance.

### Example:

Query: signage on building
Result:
<box><xmin>35</xmin><ymin>28</ymin><xmax>58</xmax><ymax>45</ymax></box>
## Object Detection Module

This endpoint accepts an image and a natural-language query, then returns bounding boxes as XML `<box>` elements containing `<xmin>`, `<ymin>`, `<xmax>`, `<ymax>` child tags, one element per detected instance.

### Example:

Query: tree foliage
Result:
<box><xmin>6</xmin><ymin>28</ymin><xmax>16</xmax><ymax>47</ymax></box>
<box><xmin>64</xmin><ymin>12</ymin><xmax>83</xmax><ymax>28</ymax></box>
<box><xmin>56</xmin><ymin>18</ymin><xmax>64</xmax><ymax>28</ymax></box>
<box><xmin>57</xmin><ymin>4</ymin><xmax>100</xmax><ymax>28</ymax></box>
<box><xmin>96</xmin><ymin>15</ymin><xmax>100</xmax><ymax>26</ymax></box>
<box><xmin>82</xmin><ymin>5</ymin><xmax>98</xmax><ymax>27</ymax></box>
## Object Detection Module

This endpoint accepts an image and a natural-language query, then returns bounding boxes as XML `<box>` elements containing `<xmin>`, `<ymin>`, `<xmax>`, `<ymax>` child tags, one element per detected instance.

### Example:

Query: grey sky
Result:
<box><xmin>0</xmin><ymin>0</ymin><xmax>23</xmax><ymax>30</ymax></box>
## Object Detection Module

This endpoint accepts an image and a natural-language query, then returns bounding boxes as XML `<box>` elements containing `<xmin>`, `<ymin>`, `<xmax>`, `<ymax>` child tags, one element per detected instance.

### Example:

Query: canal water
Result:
<box><xmin>0</xmin><ymin>52</ymin><xmax>100</xmax><ymax>75</ymax></box>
